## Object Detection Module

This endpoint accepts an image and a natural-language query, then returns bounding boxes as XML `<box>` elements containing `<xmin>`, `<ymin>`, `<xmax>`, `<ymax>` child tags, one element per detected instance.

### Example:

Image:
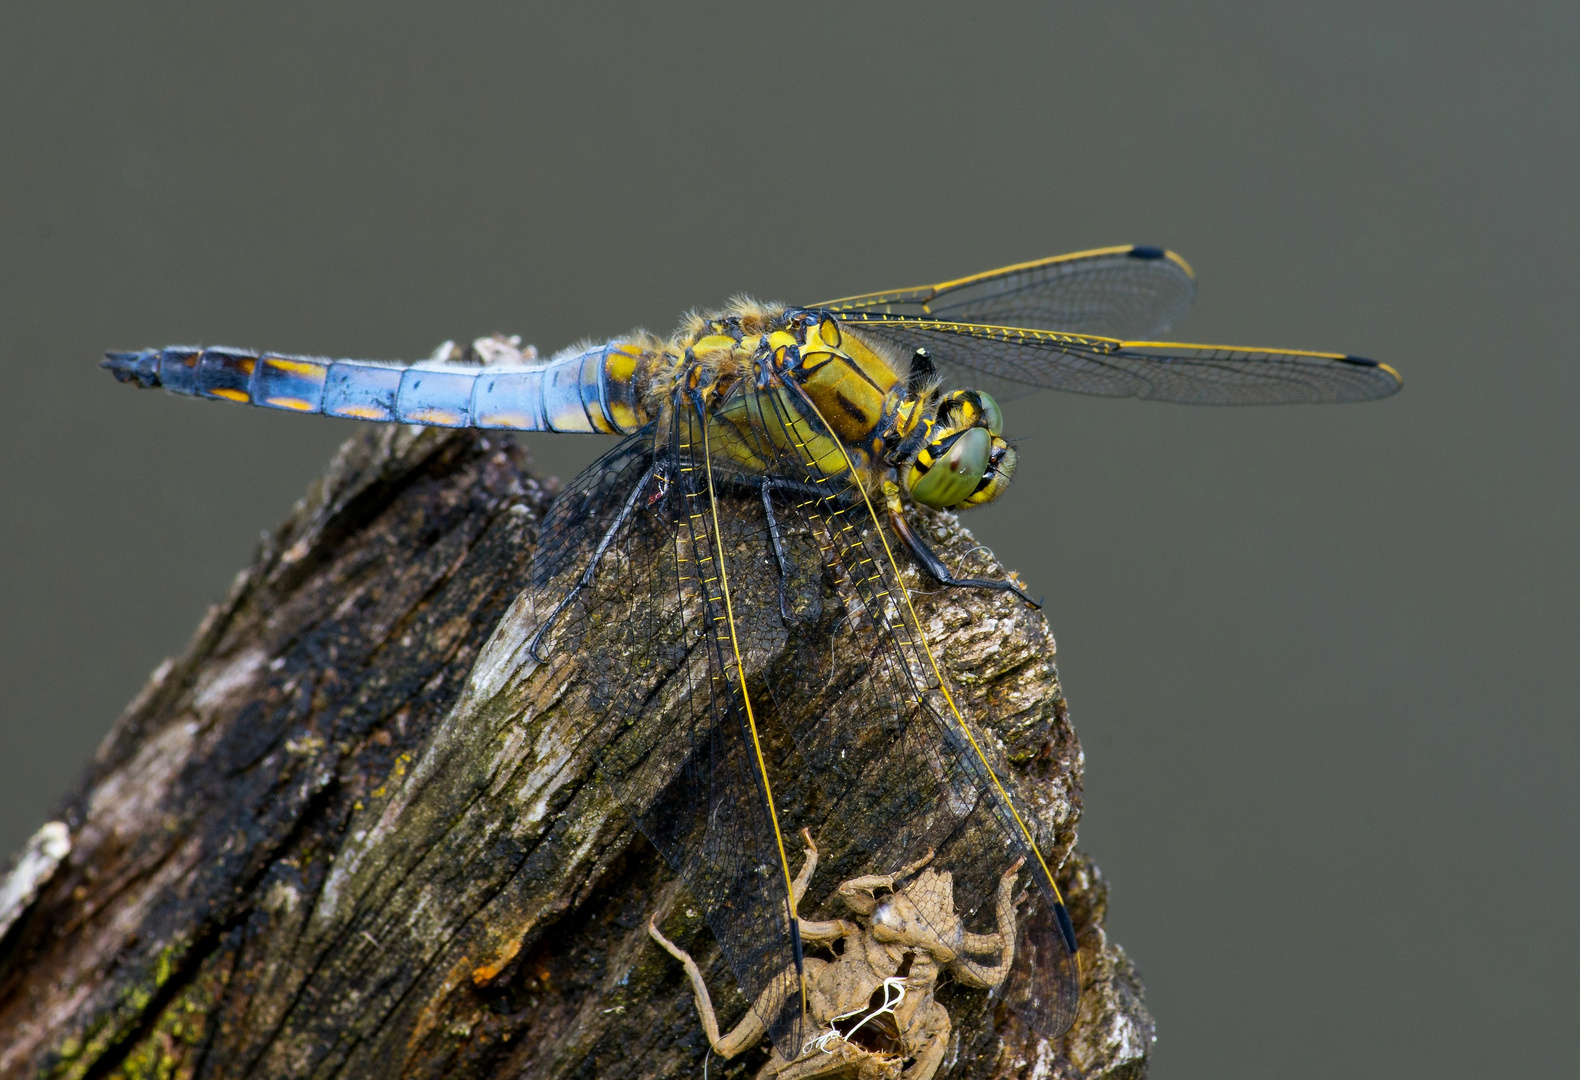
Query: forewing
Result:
<box><xmin>816</xmin><ymin>246</ymin><xmax>1197</xmax><ymax>339</ymax></box>
<box><xmin>798</xmin><ymin>496</ymin><xmax>1081</xmax><ymax>1038</ymax></box>
<box><xmin>527</xmin><ymin>428</ymin><xmax>808</xmax><ymax>1056</ymax></box>
<box><xmin>726</xmin><ymin>384</ymin><xmax>1083</xmax><ymax>1039</ymax></box>
<box><xmin>834</xmin><ymin>315</ymin><xmax>1402</xmax><ymax>404</ymax></box>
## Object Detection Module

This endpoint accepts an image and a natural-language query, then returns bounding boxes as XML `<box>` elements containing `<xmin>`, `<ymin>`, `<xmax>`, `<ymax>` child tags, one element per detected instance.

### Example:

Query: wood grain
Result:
<box><xmin>0</xmin><ymin>426</ymin><xmax>1151</xmax><ymax>1079</ymax></box>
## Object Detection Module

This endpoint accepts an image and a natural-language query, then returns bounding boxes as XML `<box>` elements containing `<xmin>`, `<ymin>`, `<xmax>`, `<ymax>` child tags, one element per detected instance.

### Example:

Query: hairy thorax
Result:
<box><xmin>626</xmin><ymin>300</ymin><xmax>915</xmax><ymax>495</ymax></box>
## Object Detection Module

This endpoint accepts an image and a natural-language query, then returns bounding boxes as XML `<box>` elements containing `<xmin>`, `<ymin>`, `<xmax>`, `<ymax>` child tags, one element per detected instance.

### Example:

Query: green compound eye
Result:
<box><xmin>909</xmin><ymin>426</ymin><xmax>992</xmax><ymax>509</ymax></box>
<box><xmin>977</xmin><ymin>392</ymin><xmax>1004</xmax><ymax>436</ymax></box>
<box><xmin>961</xmin><ymin>442</ymin><xmax>1016</xmax><ymax>507</ymax></box>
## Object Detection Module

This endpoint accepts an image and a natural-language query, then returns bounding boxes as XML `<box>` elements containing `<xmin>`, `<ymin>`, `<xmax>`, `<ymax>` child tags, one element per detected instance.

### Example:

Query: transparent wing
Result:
<box><xmin>526</xmin><ymin>428</ymin><xmax>809</xmax><ymax>1057</ymax></box>
<box><xmin>815</xmin><ymin>245</ymin><xmax>1197</xmax><ymax>339</ymax></box>
<box><xmin>718</xmin><ymin>383</ymin><xmax>1083</xmax><ymax>1039</ymax></box>
<box><xmin>833</xmin><ymin>314</ymin><xmax>1402</xmax><ymax>405</ymax></box>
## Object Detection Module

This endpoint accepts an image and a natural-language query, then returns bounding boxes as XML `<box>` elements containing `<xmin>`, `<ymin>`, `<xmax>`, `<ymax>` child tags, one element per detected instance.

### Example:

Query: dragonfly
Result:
<box><xmin>103</xmin><ymin>245</ymin><xmax>1400</xmax><ymax>1056</ymax></box>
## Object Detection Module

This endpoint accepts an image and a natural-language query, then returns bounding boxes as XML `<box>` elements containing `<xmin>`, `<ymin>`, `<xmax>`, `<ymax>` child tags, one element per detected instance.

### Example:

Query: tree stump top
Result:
<box><xmin>0</xmin><ymin>426</ymin><xmax>1152</xmax><ymax>1079</ymax></box>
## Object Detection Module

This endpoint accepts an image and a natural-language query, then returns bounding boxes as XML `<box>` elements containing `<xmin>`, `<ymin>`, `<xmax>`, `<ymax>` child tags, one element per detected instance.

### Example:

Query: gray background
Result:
<box><xmin>1</xmin><ymin>3</ymin><xmax>1574</xmax><ymax>1077</ymax></box>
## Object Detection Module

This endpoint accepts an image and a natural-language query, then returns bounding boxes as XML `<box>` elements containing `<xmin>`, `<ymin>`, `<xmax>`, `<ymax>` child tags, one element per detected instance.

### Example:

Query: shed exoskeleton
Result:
<box><xmin>648</xmin><ymin>831</ymin><xmax>1025</xmax><ymax>1080</ymax></box>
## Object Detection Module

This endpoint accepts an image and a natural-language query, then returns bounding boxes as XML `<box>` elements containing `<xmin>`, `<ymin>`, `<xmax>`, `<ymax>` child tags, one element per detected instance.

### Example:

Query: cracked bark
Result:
<box><xmin>0</xmin><ymin>425</ymin><xmax>1153</xmax><ymax>1079</ymax></box>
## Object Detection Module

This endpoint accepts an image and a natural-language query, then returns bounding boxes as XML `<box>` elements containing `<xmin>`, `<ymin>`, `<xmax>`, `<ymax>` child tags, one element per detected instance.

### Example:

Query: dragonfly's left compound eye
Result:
<box><xmin>909</xmin><ymin>427</ymin><xmax>992</xmax><ymax>509</ymax></box>
<box><xmin>958</xmin><ymin>440</ymin><xmax>1016</xmax><ymax>508</ymax></box>
<box><xmin>908</xmin><ymin>425</ymin><xmax>1018</xmax><ymax>510</ymax></box>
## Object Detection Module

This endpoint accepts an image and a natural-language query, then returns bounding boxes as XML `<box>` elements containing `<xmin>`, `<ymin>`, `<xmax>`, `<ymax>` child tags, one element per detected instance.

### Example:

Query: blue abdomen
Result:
<box><xmin>103</xmin><ymin>343</ymin><xmax>648</xmax><ymax>434</ymax></box>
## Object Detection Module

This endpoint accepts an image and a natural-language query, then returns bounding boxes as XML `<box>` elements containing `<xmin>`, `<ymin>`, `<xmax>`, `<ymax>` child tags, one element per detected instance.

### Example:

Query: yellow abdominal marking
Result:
<box><xmin>263</xmin><ymin>357</ymin><xmax>325</xmax><ymax>377</ymax></box>
<box><xmin>338</xmin><ymin>405</ymin><xmax>391</xmax><ymax>420</ymax></box>
<box><xmin>209</xmin><ymin>388</ymin><xmax>249</xmax><ymax>403</ymax></box>
<box><xmin>265</xmin><ymin>396</ymin><xmax>316</xmax><ymax>412</ymax></box>
<box><xmin>474</xmin><ymin>411</ymin><xmax>536</xmax><ymax>429</ymax></box>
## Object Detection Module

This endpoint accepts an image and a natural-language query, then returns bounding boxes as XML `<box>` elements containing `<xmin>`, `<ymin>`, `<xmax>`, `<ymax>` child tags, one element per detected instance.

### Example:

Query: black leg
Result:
<box><xmin>529</xmin><ymin>462</ymin><xmax>659</xmax><ymax>661</ymax></box>
<box><xmin>887</xmin><ymin>507</ymin><xmax>1040</xmax><ymax>608</ymax></box>
<box><xmin>760</xmin><ymin>480</ymin><xmax>796</xmax><ymax>624</ymax></box>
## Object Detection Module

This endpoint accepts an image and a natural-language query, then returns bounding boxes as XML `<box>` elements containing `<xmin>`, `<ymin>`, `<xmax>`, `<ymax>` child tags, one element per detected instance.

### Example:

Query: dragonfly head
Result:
<box><xmin>905</xmin><ymin>389</ymin><xmax>1016</xmax><ymax>510</ymax></box>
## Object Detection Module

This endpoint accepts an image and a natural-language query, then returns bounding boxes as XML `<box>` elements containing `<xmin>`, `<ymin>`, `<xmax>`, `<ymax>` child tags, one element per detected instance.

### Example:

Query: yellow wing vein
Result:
<box><xmin>842</xmin><ymin>316</ymin><xmax>1359</xmax><ymax>362</ymax></box>
<box><xmin>814</xmin><ymin>244</ymin><xmax>1192</xmax><ymax>310</ymax></box>
<box><xmin>698</xmin><ymin>417</ymin><xmax>808</xmax><ymax>1021</ymax></box>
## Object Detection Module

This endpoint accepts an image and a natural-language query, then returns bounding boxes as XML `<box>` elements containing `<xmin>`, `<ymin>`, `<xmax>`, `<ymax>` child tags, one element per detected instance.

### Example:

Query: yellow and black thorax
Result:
<box><xmin>640</xmin><ymin>302</ymin><xmax>1017</xmax><ymax>513</ymax></box>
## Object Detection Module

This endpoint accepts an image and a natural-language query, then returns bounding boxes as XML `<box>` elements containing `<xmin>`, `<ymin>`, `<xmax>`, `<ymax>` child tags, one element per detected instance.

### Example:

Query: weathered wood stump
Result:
<box><xmin>0</xmin><ymin>426</ymin><xmax>1152</xmax><ymax>1079</ymax></box>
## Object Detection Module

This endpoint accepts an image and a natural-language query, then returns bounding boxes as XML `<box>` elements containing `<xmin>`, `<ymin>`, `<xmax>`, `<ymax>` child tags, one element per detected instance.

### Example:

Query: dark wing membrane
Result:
<box><xmin>815</xmin><ymin>246</ymin><xmax>1197</xmax><ymax>339</ymax></box>
<box><xmin>528</xmin><ymin>431</ymin><xmax>658</xmax><ymax>591</ymax></box>
<box><xmin>835</xmin><ymin>315</ymin><xmax>1402</xmax><ymax>405</ymax></box>
<box><xmin>526</xmin><ymin>428</ymin><xmax>809</xmax><ymax>1057</ymax></box>
<box><xmin>717</xmin><ymin>382</ymin><xmax>1082</xmax><ymax>1039</ymax></box>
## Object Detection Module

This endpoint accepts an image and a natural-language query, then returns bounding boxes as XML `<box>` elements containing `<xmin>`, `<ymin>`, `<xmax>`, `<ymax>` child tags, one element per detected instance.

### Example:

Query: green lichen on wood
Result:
<box><xmin>102</xmin><ymin>939</ymin><xmax>234</xmax><ymax>1080</ymax></box>
<box><xmin>46</xmin><ymin>937</ymin><xmax>198</xmax><ymax>1080</ymax></box>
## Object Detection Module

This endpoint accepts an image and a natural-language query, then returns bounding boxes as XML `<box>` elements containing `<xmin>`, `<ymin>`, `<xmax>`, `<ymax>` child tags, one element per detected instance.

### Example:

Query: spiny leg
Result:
<box><xmin>884</xmin><ymin>498</ymin><xmax>1038</xmax><ymax>608</ymax></box>
<box><xmin>758</xmin><ymin>477</ymin><xmax>835</xmax><ymax>625</ymax></box>
<box><xmin>761</xmin><ymin>480</ymin><xmax>795</xmax><ymax>623</ymax></box>
<box><xmin>528</xmin><ymin>461</ymin><xmax>659</xmax><ymax>661</ymax></box>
